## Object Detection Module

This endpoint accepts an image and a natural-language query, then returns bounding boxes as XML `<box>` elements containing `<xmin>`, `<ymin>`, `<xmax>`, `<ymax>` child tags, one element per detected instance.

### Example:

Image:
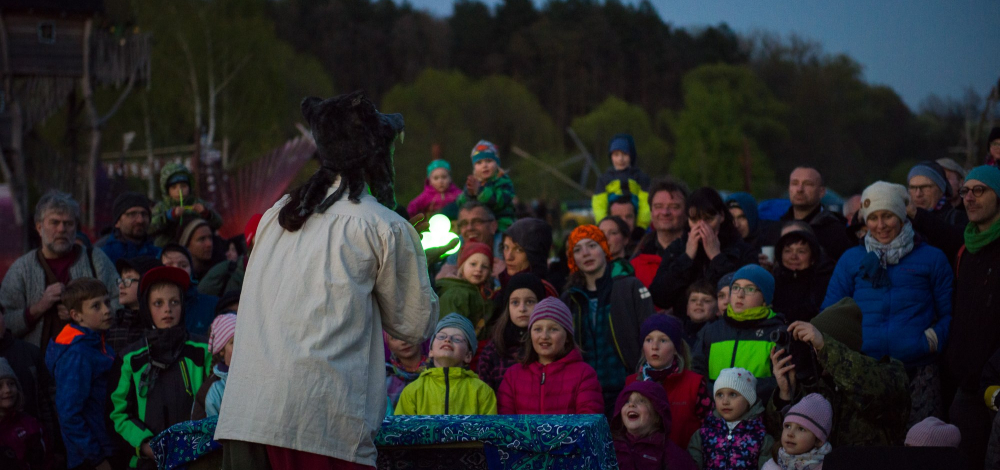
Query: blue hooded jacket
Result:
<box><xmin>44</xmin><ymin>324</ymin><xmax>116</xmax><ymax>468</ymax></box>
<box><xmin>596</xmin><ymin>133</ymin><xmax>651</xmax><ymax>191</ymax></box>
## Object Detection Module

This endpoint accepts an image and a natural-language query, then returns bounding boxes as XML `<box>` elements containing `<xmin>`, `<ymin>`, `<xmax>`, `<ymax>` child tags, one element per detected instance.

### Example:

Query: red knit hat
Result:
<box><xmin>458</xmin><ymin>241</ymin><xmax>493</xmax><ymax>268</ymax></box>
<box><xmin>566</xmin><ymin>225</ymin><xmax>610</xmax><ymax>273</ymax></box>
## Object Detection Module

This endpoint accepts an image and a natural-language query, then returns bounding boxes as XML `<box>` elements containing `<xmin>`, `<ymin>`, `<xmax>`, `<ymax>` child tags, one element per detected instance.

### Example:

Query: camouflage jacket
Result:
<box><xmin>765</xmin><ymin>337</ymin><xmax>910</xmax><ymax>446</ymax></box>
<box><xmin>455</xmin><ymin>171</ymin><xmax>515</xmax><ymax>232</ymax></box>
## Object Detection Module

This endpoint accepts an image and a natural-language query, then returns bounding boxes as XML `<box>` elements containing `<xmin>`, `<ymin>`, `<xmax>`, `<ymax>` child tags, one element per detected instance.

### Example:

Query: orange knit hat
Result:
<box><xmin>566</xmin><ymin>225</ymin><xmax>611</xmax><ymax>273</ymax></box>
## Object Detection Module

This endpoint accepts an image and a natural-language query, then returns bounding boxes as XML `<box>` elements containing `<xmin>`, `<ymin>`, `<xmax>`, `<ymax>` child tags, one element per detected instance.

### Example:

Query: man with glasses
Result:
<box><xmin>436</xmin><ymin>201</ymin><xmax>506</xmax><ymax>280</ymax></box>
<box><xmin>98</xmin><ymin>192</ymin><xmax>161</xmax><ymax>264</ymax></box>
<box><xmin>1</xmin><ymin>190</ymin><xmax>120</xmax><ymax>351</ymax></box>
<box><xmin>906</xmin><ymin>161</ymin><xmax>968</xmax><ymax>265</ymax></box>
<box><xmin>943</xmin><ymin>165</ymin><xmax>1000</xmax><ymax>469</ymax></box>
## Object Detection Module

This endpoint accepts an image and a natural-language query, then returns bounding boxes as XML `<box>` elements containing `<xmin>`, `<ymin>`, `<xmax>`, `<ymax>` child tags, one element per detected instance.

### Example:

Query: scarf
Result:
<box><xmin>139</xmin><ymin>326</ymin><xmax>188</xmax><ymax>397</ymax></box>
<box><xmin>776</xmin><ymin>442</ymin><xmax>832</xmax><ymax>470</ymax></box>
<box><xmin>964</xmin><ymin>219</ymin><xmax>1000</xmax><ymax>254</ymax></box>
<box><xmin>388</xmin><ymin>355</ymin><xmax>427</xmax><ymax>379</ymax></box>
<box><xmin>726</xmin><ymin>304</ymin><xmax>773</xmax><ymax>322</ymax></box>
<box><xmin>640</xmin><ymin>355</ymin><xmax>681</xmax><ymax>382</ymax></box>
<box><xmin>861</xmin><ymin>221</ymin><xmax>915</xmax><ymax>288</ymax></box>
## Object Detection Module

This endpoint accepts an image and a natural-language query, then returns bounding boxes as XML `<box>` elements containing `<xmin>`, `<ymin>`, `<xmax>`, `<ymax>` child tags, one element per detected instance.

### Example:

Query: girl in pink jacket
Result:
<box><xmin>498</xmin><ymin>297</ymin><xmax>604</xmax><ymax>415</ymax></box>
<box><xmin>407</xmin><ymin>159</ymin><xmax>462</xmax><ymax>219</ymax></box>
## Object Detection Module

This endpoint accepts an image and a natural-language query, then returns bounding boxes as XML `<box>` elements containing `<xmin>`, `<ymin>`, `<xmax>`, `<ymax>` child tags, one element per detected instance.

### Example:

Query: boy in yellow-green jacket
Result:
<box><xmin>395</xmin><ymin>314</ymin><xmax>497</xmax><ymax>415</ymax></box>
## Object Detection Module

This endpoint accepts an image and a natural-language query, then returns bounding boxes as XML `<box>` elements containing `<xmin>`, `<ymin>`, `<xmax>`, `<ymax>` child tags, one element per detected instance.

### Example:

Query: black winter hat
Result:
<box><xmin>216</xmin><ymin>290</ymin><xmax>241</xmax><ymax>315</ymax></box>
<box><xmin>116</xmin><ymin>256</ymin><xmax>163</xmax><ymax>277</ymax></box>
<box><xmin>504</xmin><ymin>218</ymin><xmax>553</xmax><ymax>275</ymax></box>
<box><xmin>503</xmin><ymin>272</ymin><xmax>548</xmax><ymax>304</ymax></box>
<box><xmin>113</xmin><ymin>191</ymin><xmax>151</xmax><ymax>224</ymax></box>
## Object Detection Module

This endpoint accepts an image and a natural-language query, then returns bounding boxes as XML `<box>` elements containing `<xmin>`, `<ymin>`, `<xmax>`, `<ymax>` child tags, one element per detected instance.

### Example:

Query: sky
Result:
<box><xmin>405</xmin><ymin>0</ymin><xmax>1000</xmax><ymax>111</ymax></box>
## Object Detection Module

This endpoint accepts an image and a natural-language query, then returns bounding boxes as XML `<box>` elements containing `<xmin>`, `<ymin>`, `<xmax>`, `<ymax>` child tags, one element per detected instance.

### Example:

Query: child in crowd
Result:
<box><xmin>905</xmin><ymin>417</ymin><xmax>961</xmax><ymax>447</ymax></box>
<box><xmin>150</xmin><ymin>162</ymin><xmax>222</xmax><ymax>247</ymax></box>
<box><xmin>683</xmin><ymin>280</ymin><xmax>719</xmax><ymax>347</ymax></box>
<box><xmin>763</xmin><ymin>393</ymin><xmax>833</xmax><ymax>470</ymax></box>
<box><xmin>626</xmin><ymin>314</ymin><xmax>711</xmax><ymax>449</ymax></box>
<box><xmin>715</xmin><ymin>272</ymin><xmax>735</xmax><ymax>318</ymax></box>
<box><xmin>437</xmin><ymin>242</ymin><xmax>495</xmax><ymax>335</ymax></box>
<box><xmin>191</xmin><ymin>313</ymin><xmax>236</xmax><ymax>420</ymax></box>
<box><xmin>455</xmin><ymin>140</ymin><xmax>516</xmax><ymax>231</ymax></box>
<box><xmin>692</xmin><ymin>265</ymin><xmax>784</xmax><ymax>399</ymax></box>
<box><xmin>612</xmin><ymin>381</ymin><xmax>698</xmax><ymax>470</ymax></box>
<box><xmin>110</xmin><ymin>266</ymin><xmax>211</xmax><ymax>469</ymax></box>
<box><xmin>407</xmin><ymin>159</ymin><xmax>462</xmax><ymax>219</ymax></box>
<box><xmin>158</xmin><ymin>243</ymin><xmax>219</xmax><ymax>336</ymax></box>
<box><xmin>595</xmin><ymin>133</ymin><xmax>651</xmax><ymax>192</ymax></box>
<box><xmin>688</xmin><ymin>367</ymin><xmax>773</xmax><ymax>470</ymax></box>
<box><xmin>497</xmin><ymin>297</ymin><xmax>604</xmax><ymax>415</ymax></box>
<box><xmin>385</xmin><ymin>331</ymin><xmax>427</xmax><ymax>408</ymax></box>
<box><xmin>108</xmin><ymin>256</ymin><xmax>161</xmax><ymax>356</ymax></box>
<box><xmin>0</xmin><ymin>358</ymin><xmax>49</xmax><ymax>470</ymax></box>
<box><xmin>395</xmin><ymin>314</ymin><xmax>496</xmax><ymax>415</ymax></box>
<box><xmin>478</xmin><ymin>273</ymin><xmax>548</xmax><ymax>392</ymax></box>
<box><xmin>45</xmin><ymin>278</ymin><xmax>116</xmax><ymax>470</ymax></box>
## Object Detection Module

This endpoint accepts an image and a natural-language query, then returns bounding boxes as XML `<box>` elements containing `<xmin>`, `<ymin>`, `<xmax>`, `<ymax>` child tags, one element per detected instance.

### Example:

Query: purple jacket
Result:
<box><xmin>407</xmin><ymin>180</ymin><xmax>461</xmax><ymax>218</ymax></box>
<box><xmin>612</xmin><ymin>381</ymin><xmax>697</xmax><ymax>470</ymax></box>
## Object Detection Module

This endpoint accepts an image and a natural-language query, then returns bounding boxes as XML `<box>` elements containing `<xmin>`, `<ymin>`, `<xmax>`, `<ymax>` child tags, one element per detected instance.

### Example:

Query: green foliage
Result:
<box><xmin>570</xmin><ymin>96</ymin><xmax>670</xmax><ymax>178</ymax></box>
<box><xmin>382</xmin><ymin>69</ymin><xmax>561</xmax><ymax>202</ymax></box>
<box><xmin>668</xmin><ymin>64</ymin><xmax>786</xmax><ymax>195</ymax></box>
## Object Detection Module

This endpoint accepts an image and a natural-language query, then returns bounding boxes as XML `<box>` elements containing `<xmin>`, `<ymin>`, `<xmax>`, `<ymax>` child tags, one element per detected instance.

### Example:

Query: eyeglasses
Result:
<box><xmin>958</xmin><ymin>185</ymin><xmax>991</xmax><ymax>199</ymax></box>
<box><xmin>434</xmin><ymin>333</ymin><xmax>468</xmax><ymax>345</ymax></box>
<box><xmin>730</xmin><ymin>285</ymin><xmax>760</xmax><ymax>296</ymax></box>
<box><xmin>117</xmin><ymin>277</ymin><xmax>140</xmax><ymax>288</ymax></box>
<box><xmin>456</xmin><ymin>218</ymin><xmax>494</xmax><ymax>229</ymax></box>
<box><xmin>907</xmin><ymin>184</ymin><xmax>937</xmax><ymax>194</ymax></box>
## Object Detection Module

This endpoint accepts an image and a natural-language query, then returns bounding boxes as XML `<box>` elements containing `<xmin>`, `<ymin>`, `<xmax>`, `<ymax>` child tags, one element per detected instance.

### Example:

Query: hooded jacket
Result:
<box><xmin>497</xmin><ymin>348</ymin><xmax>604</xmax><ymax>415</ymax></box>
<box><xmin>596</xmin><ymin>134</ymin><xmax>651</xmax><ymax>191</ymax></box>
<box><xmin>436</xmin><ymin>277</ymin><xmax>493</xmax><ymax>334</ymax></box>
<box><xmin>0</xmin><ymin>329</ymin><xmax>59</xmax><ymax>455</ymax></box>
<box><xmin>44</xmin><ymin>324</ymin><xmax>116</xmax><ymax>468</ymax></box>
<box><xmin>688</xmin><ymin>400</ymin><xmax>774</xmax><ymax>470</ymax></box>
<box><xmin>150</xmin><ymin>163</ymin><xmax>222</xmax><ymax>246</ymax></box>
<box><xmin>725</xmin><ymin>192</ymin><xmax>775</xmax><ymax>250</ymax></box>
<box><xmin>772</xmin><ymin>231</ymin><xmax>835</xmax><ymax>324</ymax></box>
<box><xmin>612</xmin><ymin>381</ymin><xmax>698</xmax><ymax>470</ymax></box>
<box><xmin>393</xmin><ymin>367</ymin><xmax>497</xmax><ymax>416</ymax></box>
<box><xmin>406</xmin><ymin>179</ymin><xmax>462</xmax><ymax>219</ymax></box>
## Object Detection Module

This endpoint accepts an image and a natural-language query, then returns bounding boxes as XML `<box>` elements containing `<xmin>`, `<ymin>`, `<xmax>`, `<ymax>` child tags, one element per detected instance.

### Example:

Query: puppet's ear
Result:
<box><xmin>300</xmin><ymin>96</ymin><xmax>323</xmax><ymax>123</ymax></box>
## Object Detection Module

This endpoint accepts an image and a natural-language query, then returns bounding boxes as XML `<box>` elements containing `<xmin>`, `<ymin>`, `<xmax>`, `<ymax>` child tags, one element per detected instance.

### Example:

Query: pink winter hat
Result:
<box><xmin>784</xmin><ymin>393</ymin><xmax>833</xmax><ymax>444</ymax></box>
<box><xmin>209</xmin><ymin>314</ymin><xmax>237</xmax><ymax>355</ymax></box>
<box><xmin>905</xmin><ymin>417</ymin><xmax>961</xmax><ymax>448</ymax></box>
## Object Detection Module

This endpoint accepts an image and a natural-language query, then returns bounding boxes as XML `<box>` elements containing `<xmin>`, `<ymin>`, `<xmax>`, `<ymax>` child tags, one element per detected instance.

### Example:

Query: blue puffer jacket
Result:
<box><xmin>821</xmin><ymin>242</ymin><xmax>953</xmax><ymax>369</ymax></box>
<box><xmin>44</xmin><ymin>324</ymin><xmax>116</xmax><ymax>468</ymax></box>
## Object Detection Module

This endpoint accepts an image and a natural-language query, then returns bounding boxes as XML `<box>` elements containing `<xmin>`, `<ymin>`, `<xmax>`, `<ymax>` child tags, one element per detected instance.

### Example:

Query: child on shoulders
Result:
<box><xmin>497</xmin><ymin>297</ymin><xmax>604</xmax><ymax>415</ymax></box>
<box><xmin>407</xmin><ymin>159</ymin><xmax>462</xmax><ymax>219</ymax></box>
<box><xmin>455</xmin><ymin>140</ymin><xmax>516</xmax><ymax>231</ymax></box>
<box><xmin>394</xmin><ymin>314</ymin><xmax>496</xmax><ymax>416</ymax></box>
<box><xmin>150</xmin><ymin>163</ymin><xmax>222</xmax><ymax>247</ymax></box>
<box><xmin>688</xmin><ymin>367</ymin><xmax>773</xmax><ymax>470</ymax></box>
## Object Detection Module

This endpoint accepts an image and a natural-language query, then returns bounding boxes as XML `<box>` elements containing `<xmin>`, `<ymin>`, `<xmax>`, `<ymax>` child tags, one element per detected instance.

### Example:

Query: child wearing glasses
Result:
<box><xmin>691</xmin><ymin>265</ymin><xmax>785</xmax><ymax>401</ymax></box>
<box><xmin>497</xmin><ymin>297</ymin><xmax>604</xmax><ymax>415</ymax></box>
<box><xmin>110</xmin><ymin>266</ymin><xmax>211</xmax><ymax>468</ymax></box>
<box><xmin>394</xmin><ymin>314</ymin><xmax>497</xmax><ymax>416</ymax></box>
<box><xmin>107</xmin><ymin>256</ymin><xmax>162</xmax><ymax>356</ymax></box>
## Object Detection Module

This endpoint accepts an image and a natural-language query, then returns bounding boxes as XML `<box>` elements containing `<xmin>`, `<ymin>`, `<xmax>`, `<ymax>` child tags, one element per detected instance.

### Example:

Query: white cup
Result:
<box><xmin>761</xmin><ymin>246</ymin><xmax>775</xmax><ymax>263</ymax></box>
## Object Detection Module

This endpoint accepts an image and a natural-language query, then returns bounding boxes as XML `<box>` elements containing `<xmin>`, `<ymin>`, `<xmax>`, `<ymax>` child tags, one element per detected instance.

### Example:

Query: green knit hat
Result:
<box><xmin>810</xmin><ymin>297</ymin><xmax>864</xmax><ymax>352</ymax></box>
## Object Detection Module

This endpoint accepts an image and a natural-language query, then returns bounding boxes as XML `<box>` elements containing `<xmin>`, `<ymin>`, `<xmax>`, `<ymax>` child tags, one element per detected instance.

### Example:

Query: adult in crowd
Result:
<box><xmin>770</xmin><ymin>229</ymin><xmax>834</xmax><ymax>324</ymax></box>
<box><xmin>725</xmin><ymin>191</ymin><xmax>772</xmax><ymax>250</ymax></box>
<box><xmin>177</xmin><ymin>219</ymin><xmax>219</xmax><ymax>281</ymax></box>
<box><xmin>943</xmin><ymin>165</ymin><xmax>1000</xmax><ymax>470</ymax></box>
<box><xmin>198</xmin><ymin>214</ymin><xmax>263</xmax><ymax>297</ymax></box>
<box><xmin>599</xmin><ymin>216</ymin><xmax>635</xmax><ymax>277</ymax></box>
<box><xmin>159</xmin><ymin>244</ymin><xmax>219</xmax><ymax>336</ymax></box>
<box><xmin>436</xmin><ymin>201</ymin><xmax>505</xmax><ymax>280</ymax></box>
<box><xmin>561</xmin><ymin>225</ymin><xmax>653</xmax><ymax>415</ymax></box>
<box><xmin>987</xmin><ymin>126</ymin><xmax>1000</xmax><ymax>167</ymax></box>
<box><xmin>608</xmin><ymin>196</ymin><xmax>646</xmax><ymax>246</ymax></box>
<box><xmin>498</xmin><ymin>217</ymin><xmax>556</xmax><ymax>296</ymax></box>
<box><xmin>767</xmin><ymin>298</ymin><xmax>911</xmax><ymax>446</ymax></box>
<box><xmin>633</xmin><ymin>178</ymin><xmax>689</xmax><ymax>258</ymax></box>
<box><xmin>649</xmin><ymin>187</ymin><xmax>757</xmax><ymax>316</ymax></box>
<box><xmin>215</xmin><ymin>92</ymin><xmax>437</xmax><ymax>470</ymax></box>
<box><xmin>1</xmin><ymin>191</ymin><xmax>119</xmax><ymax>351</ymax></box>
<box><xmin>762</xmin><ymin>167</ymin><xmax>854</xmax><ymax>260</ymax></box>
<box><xmin>98</xmin><ymin>191</ymin><xmax>160</xmax><ymax>263</ymax></box>
<box><xmin>935</xmin><ymin>158</ymin><xmax>966</xmax><ymax>208</ymax></box>
<box><xmin>822</xmin><ymin>181</ymin><xmax>952</xmax><ymax>427</ymax></box>
<box><xmin>906</xmin><ymin>161</ymin><xmax>967</xmax><ymax>264</ymax></box>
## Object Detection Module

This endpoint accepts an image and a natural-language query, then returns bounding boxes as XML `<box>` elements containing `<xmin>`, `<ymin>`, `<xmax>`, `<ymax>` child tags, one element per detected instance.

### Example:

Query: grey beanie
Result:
<box><xmin>435</xmin><ymin>313</ymin><xmax>478</xmax><ymax>356</ymax></box>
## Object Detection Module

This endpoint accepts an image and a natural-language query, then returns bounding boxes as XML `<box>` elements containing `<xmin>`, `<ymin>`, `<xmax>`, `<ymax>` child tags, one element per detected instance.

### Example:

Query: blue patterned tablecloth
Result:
<box><xmin>377</xmin><ymin>414</ymin><xmax>618</xmax><ymax>470</ymax></box>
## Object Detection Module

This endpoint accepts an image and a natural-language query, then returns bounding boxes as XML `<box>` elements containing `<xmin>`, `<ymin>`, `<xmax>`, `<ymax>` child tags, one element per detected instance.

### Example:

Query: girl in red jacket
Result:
<box><xmin>626</xmin><ymin>314</ymin><xmax>712</xmax><ymax>449</ymax></box>
<box><xmin>497</xmin><ymin>297</ymin><xmax>604</xmax><ymax>415</ymax></box>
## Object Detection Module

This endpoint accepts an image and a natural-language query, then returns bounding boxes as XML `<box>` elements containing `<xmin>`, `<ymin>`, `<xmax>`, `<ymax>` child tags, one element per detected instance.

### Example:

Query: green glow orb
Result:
<box><xmin>421</xmin><ymin>214</ymin><xmax>461</xmax><ymax>256</ymax></box>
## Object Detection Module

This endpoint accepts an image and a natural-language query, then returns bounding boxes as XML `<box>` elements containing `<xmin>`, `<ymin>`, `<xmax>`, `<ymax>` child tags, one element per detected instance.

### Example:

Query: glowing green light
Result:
<box><xmin>421</xmin><ymin>214</ymin><xmax>460</xmax><ymax>255</ymax></box>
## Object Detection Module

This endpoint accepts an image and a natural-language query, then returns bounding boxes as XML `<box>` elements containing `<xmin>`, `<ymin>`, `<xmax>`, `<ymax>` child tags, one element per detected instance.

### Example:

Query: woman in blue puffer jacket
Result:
<box><xmin>822</xmin><ymin>181</ymin><xmax>952</xmax><ymax>427</ymax></box>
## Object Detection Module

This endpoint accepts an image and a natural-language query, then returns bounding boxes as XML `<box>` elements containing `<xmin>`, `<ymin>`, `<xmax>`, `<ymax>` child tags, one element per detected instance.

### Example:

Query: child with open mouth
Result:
<box><xmin>611</xmin><ymin>380</ymin><xmax>697</xmax><ymax>470</ymax></box>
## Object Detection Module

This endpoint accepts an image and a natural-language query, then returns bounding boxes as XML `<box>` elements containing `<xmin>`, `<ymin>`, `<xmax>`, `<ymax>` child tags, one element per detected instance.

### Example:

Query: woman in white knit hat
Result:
<box><xmin>822</xmin><ymin>181</ymin><xmax>953</xmax><ymax>427</ymax></box>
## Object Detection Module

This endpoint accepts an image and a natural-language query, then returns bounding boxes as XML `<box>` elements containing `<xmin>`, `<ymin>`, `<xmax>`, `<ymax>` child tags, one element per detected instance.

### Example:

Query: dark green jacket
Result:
<box><xmin>109</xmin><ymin>338</ymin><xmax>211</xmax><ymax>467</ymax></box>
<box><xmin>691</xmin><ymin>310</ymin><xmax>785</xmax><ymax>400</ymax></box>
<box><xmin>764</xmin><ymin>338</ymin><xmax>911</xmax><ymax>446</ymax></box>
<box><xmin>455</xmin><ymin>171</ymin><xmax>516</xmax><ymax>231</ymax></box>
<box><xmin>197</xmin><ymin>256</ymin><xmax>245</xmax><ymax>297</ymax></box>
<box><xmin>436</xmin><ymin>277</ymin><xmax>493</xmax><ymax>334</ymax></box>
<box><xmin>150</xmin><ymin>163</ymin><xmax>223</xmax><ymax>246</ymax></box>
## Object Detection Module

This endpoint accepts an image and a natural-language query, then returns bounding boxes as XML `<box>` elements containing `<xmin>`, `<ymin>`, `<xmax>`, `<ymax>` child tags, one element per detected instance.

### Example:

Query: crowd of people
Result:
<box><xmin>2</xmin><ymin>118</ymin><xmax>1000</xmax><ymax>470</ymax></box>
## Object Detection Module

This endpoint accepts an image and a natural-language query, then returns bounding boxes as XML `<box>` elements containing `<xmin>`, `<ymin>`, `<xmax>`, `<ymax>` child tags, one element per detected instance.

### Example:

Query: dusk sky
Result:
<box><xmin>405</xmin><ymin>0</ymin><xmax>1000</xmax><ymax>111</ymax></box>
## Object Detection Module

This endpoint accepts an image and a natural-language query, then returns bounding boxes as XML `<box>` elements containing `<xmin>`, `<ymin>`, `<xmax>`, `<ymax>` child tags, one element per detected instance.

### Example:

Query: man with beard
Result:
<box><xmin>98</xmin><ymin>192</ymin><xmax>160</xmax><ymax>263</ymax></box>
<box><xmin>435</xmin><ymin>201</ymin><xmax>505</xmax><ymax>280</ymax></box>
<box><xmin>1</xmin><ymin>191</ymin><xmax>119</xmax><ymax>351</ymax></box>
<box><xmin>214</xmin><ymin>92</ymin><xmax>438</xmax><ymax>470</ymax></box>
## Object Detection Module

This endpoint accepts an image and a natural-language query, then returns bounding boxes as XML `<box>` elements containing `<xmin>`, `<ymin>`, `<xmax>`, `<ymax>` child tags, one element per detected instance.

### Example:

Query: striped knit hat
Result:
<box><xmin>784</xmin><ymin>393</ymin><xmax>833</xmax><ymax>444</ymax></box>
<box><xmin>209</xmin><ymin>314</ymin><xmax>237</xmax><ymax>355</ymax></box>
<box><xmin>529</xmin><ymin>297</ymin><xmax>574</xmax><ymax>336</ymax></box>
<box><xmin>470</xmin><ymin>140</ymin><xmax>500</xmax><ymax>165</ymax></box>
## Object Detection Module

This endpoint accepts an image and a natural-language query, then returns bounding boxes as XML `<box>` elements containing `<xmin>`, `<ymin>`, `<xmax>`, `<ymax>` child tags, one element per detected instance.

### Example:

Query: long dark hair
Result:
<box><xmin>686</xmin><ymin>187</ymin><xmax>741</xmax><ymax>243</ymax></box>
